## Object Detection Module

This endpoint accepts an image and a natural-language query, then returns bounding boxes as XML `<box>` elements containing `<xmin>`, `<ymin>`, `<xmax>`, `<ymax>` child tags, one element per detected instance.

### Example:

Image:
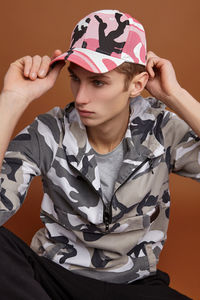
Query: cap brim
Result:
<box><xmin>50</xmin><ymin>48</ymin><xmax>126</xmax><ymax>74</ymax></box>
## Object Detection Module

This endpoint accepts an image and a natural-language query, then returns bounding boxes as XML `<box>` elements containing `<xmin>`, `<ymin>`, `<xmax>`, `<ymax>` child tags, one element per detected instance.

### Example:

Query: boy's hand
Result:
<box><xmin>2</xmin><ymin>49</ymin><xmax>64</xmax><ymax>104</ymax></box>
<box><xmin>145</xmin><ymin>51</ymin><xmax>182</xmax><ymax>108</ymax></box>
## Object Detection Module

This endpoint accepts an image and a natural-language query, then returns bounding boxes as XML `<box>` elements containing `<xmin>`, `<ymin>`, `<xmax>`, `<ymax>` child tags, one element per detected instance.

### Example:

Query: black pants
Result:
<box><xmin>0</xmin><ymin>226</ymin><xmax>192</xmax><ymax>300</ymax></box>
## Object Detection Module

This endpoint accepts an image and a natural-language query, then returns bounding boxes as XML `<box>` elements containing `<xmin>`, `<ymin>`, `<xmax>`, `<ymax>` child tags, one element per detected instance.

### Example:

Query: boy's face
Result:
<box><xmin>68</xmin><ymin>63</ymin><xmax>132</xmax><ymax>128</ymax></box>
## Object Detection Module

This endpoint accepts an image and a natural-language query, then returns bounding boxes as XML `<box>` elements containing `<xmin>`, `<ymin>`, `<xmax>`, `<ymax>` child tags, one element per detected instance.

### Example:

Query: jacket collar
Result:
<box><xmin>128</xmin><ymin>96</ymin><xmax>166</xmax><ymax>159</ymax></box>
<box><xmin>62</xmin><ymin>97</ymin><xmax>166</xmax><ymax>188</ymax></box>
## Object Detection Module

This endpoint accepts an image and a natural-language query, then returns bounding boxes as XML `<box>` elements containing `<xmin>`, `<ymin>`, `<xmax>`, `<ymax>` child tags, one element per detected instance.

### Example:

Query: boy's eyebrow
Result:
<box><xmin>67</xmin><ymin>66</ymin><xmax>111</xmax><ymax>80</ymax></box>
<box><xmin>89</xmin><ymin>73</ymin><xmax>111</xmax><ymax>80</ymax></box>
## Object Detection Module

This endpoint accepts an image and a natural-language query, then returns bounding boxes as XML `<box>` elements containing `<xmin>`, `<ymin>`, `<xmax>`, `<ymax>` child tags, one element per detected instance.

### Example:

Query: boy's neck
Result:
<box><xmin>86</xmin><ymin>112</ymin><xmax>130</xmax><ymax>154</ymax></box>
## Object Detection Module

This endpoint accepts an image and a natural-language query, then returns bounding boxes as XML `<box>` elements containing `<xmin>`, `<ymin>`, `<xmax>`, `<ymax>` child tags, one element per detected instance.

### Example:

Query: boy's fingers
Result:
<box><xmin>146</xmin><ymin>57</ymin><xmax>157</xmax><ymax>78</ymax></box>
<box><xmin>23</xmin><ymin>56</ymin><xmax>33</xmax><ymax>77</ymax></box>
<box><xmin>38</xmin><ymin>56</ymin><xmax>51</xmax><ymax>78</ymax></box>
<box><xmin>29</xmin><ymin>55</ymin><xmax>42</xmax><ymax>80</ymax></box>
<box><xmin>9</xmin><ymin>52</ymin><xmax>63</xmax><ymax>84</ymax></box>
<box><xmin>51</xmin><ymin>49</ymin><xmax>62</xmax><ymax>60</ymax></box>
<box><xmin>147</xmin><ymin>51</ymin><xmax>158</xmax><ymax>60</ymax></box>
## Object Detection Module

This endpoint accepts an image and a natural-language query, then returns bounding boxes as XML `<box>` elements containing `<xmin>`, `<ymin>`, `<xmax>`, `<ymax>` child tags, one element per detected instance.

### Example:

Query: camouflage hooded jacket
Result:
<box><xmin>0</xmin><ymin>96</ymin><xmax>200</xmax><ymax>284</ymax></box>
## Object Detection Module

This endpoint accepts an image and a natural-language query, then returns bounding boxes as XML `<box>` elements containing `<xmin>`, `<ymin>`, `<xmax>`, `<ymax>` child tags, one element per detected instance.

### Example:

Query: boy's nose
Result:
<box><xmin>75</xmin><ymin>85</ymin><xmax>90</xmax><ymax>106</ymax></box>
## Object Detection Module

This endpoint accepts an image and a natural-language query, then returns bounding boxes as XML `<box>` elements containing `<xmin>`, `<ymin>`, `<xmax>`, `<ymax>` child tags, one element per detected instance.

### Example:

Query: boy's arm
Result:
<box><xmin>145</xmin><ymin>51</ymin><xmax>200</xmax><ymax>137</ymax></box>
<box><xmin>0</xmin><ymin>50</ymin><xmax>64</xmax><ymax>170</ymax></box>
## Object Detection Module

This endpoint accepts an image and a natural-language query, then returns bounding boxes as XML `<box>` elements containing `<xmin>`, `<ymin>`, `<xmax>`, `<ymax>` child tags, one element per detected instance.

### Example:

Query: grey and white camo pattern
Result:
<box><xmin>0</xmin><ymin>96</ymin><xmax>200</xmax><ymax>283</ymax></box>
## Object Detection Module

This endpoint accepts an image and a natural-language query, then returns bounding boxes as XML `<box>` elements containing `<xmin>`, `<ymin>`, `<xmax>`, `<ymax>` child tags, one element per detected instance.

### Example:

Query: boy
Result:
<box><xmin>0</xmin><ymin>9</ymin><xmax>199</xmax><ymax>299</ymax></box>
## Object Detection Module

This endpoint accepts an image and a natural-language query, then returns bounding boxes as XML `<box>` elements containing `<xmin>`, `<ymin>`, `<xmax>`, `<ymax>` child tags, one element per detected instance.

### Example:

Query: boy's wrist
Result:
<box><xmin>165</xmin><ymin>87</ymin><xmax>188</xmax><ymax>110</ymax></box>
<box><xmin>0</xmin><ymin>90</ymin><xmax>29</xmax><ymax>112</ymax></box>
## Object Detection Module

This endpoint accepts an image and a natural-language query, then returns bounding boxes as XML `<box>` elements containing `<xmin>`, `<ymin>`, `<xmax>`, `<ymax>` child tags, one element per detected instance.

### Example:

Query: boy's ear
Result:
<box><xmin>129</xmin><ymin>72</ymin><xmax>149</xmax><ymax>97</ymax></box>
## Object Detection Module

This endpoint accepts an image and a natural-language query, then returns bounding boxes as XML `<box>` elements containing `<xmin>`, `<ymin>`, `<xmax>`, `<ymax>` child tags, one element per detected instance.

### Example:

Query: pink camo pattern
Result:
<box><xmin>50</xmin><ymin>10</ymin><xmax>147</xmax><ymax>73</ymax></box>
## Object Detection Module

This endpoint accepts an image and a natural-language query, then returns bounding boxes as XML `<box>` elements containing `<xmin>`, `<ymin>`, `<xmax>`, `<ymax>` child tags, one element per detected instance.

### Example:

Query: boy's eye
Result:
<box><xmin>69</xmin><ymin>74</ymin><xmax>79</xmax><ymax>82</ymax></box>
<box><xmin>93</xmin><ymin>80</ymin><xmax>104</xmax><ymax>87</ymax></box>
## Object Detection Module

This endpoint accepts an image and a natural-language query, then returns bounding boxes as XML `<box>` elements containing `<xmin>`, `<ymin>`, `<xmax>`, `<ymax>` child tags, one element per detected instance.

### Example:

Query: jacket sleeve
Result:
<box><xmin>0</xmin><ymin>110</ymin><xmax>60</xmax><ymax>226</ymax></box>
<box><xmin>168</xmin><ymin>112</ymin><xmax>200</xmax><ymax>181</ymax></box>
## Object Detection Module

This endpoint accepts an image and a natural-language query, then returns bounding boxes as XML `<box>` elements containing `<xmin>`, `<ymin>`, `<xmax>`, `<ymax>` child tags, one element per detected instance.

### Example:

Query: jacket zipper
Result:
<box><xmin>67</xmin><ymin>156</ymin><xmax>153</xmax><ymax>233</ymax></box>
<box><xmin>104</xmin><ymin>157</ymin><xmax>151</xmax><ymax>232</ymax></box>
<box><xmin>68</xmin><ymin>161</ymin><xmax>112</xmax><ymax>232</ymax></box>
<box><xmin>103</xmin><ymin>203</ymin><xmax>112</xmax><ymax>231</ymax></box>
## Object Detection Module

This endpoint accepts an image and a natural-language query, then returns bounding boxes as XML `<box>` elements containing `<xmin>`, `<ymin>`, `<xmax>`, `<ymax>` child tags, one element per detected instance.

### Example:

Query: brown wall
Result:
<box><xmin>1</xmin><ymin>1</ymin><xmax>200</xmax><ymax>298</ymax></box>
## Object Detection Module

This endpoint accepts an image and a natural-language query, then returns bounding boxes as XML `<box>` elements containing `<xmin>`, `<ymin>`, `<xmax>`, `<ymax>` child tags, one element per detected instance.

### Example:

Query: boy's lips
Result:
<box><xmin>77</xmin><ymin>109</ymin><xmax>94</xmax><ymax>116</ymax></box>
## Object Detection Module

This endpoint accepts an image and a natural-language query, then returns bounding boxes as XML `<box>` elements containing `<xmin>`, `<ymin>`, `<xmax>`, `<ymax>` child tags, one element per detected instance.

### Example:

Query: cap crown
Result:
<box><xmin>69</xmin><ymin>9</ymin><xmax>146</xmax><ymax>65</ymax></box>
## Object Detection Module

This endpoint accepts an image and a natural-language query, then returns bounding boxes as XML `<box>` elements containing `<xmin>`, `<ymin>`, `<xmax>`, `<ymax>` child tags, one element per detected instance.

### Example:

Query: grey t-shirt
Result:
<box><xmin>94</xmin><ymin>141</ymin><xmax>124</xmax><ymax>204</ymax></box>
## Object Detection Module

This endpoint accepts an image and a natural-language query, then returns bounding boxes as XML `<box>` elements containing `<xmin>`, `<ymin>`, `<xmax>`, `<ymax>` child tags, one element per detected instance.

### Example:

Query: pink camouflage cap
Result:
<box><xmin>50</xmin><ymin>9</ymin><xmax>147</xmax><ymax>73</ymax></box>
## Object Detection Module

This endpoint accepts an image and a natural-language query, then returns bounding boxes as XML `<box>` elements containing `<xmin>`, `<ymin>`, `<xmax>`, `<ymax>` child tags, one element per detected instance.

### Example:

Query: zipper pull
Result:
<box><xmin>103</xmin><ymin>205</ymin><xmax>111</xmax><ymax>232</ymax></box>
<box><xmin>149</xmin><ymin>158</ymin><xmax>154</xmax><ymax>174</ymax></box>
